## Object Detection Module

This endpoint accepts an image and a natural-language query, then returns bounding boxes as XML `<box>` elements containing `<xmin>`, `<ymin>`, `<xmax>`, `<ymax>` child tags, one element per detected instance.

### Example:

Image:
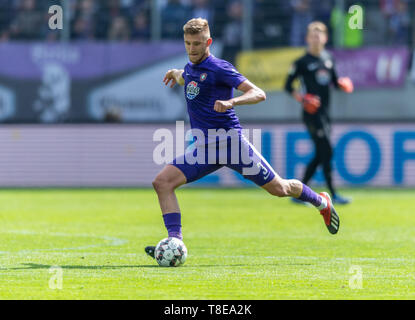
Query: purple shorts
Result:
<box><xmin>170</xmin><ymin>134</ymin><xmax>276</xmax><ymax>187</ymax></box>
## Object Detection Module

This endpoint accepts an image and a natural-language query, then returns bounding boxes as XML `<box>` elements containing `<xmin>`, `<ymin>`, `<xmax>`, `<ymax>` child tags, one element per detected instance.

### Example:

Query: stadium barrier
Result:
<box><xmin>0</xmin><ymin>123</ymin><xmax>414</xmax><ymax>187</ymax></box>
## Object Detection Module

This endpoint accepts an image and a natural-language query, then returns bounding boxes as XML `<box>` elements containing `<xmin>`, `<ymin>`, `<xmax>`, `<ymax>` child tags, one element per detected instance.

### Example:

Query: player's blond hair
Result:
<box><xmin>307</xmin><ymin>21</ymin><xmax>328</xmax><ymax>35</ymax></box>
<box><xmin>183</xmin><ymin>18</ymin><xmax>211</xmax><ymax>38</ymax></box>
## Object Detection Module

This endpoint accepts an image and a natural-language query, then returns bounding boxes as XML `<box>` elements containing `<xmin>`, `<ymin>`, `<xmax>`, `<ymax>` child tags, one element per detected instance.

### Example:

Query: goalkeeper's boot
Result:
<box><xmin>333</xmin><ymin>194</ymin><xmax>352</xmax><ymax>205</ymax></box>
<box><xmin>319</xmin><ymin>192</ymin><xmax>340</xmax><ymax>234</ymax></box>
<box><xmin>145</xmin><ymin>246</ymin><xmax>156</xmax><ymax>259</ymax></box>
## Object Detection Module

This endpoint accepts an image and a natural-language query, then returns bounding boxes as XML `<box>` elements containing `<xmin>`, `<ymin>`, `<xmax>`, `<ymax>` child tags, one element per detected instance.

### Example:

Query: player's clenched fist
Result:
<box><xmin>214</xmin><ymin>100</ymin><xmax>234</xmax><ymax>113</ymax></box>
<box><xmin>163</xmin><ymin>69</ymin><xmax>178</xmax><ymax>88</ymax></box>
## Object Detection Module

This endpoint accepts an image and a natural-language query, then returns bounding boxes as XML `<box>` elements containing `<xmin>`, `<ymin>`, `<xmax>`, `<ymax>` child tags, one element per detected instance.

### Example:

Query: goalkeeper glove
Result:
<box><xmin>338</xmin><ymin>77</ymin><xmax>354</xmax><ymax>93</ymax></box>
<box><xmin>295</xmin><ymin>93</ymin><xmax>321</xmax><ymax>114</ymax></box>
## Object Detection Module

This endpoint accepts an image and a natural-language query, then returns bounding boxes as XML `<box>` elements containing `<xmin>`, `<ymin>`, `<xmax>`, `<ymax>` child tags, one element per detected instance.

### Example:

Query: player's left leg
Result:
<box><xmin>294</xmin><ymin>153</ymin><xmax>320</xmax><ymax>206</ymax></box>
<box><xmin>227</xmin><ymin>134</ymin><xmax>339</xmax><ymax>234</ymax></box>
<box><xmin>261</xmin><ymin>176</ymin><xmax>339</xmax><ymax>234</ymax></box>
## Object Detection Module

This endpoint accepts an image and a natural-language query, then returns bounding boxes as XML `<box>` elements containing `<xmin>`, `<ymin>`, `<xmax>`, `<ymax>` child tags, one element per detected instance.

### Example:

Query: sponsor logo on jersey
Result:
<box><xmin>315</xmin><ymin>69</ymin><xmax>331</xmax><ymax>85</ymax></box>
<box><xmin>186</xmin><ymin>81</ymin><xmax>200</xmax><ymax>100</ymax></box>
<box><xmin>200</xmin><ymin>73</ymin><xmax>207</xmax><ymax>81</ymax></box>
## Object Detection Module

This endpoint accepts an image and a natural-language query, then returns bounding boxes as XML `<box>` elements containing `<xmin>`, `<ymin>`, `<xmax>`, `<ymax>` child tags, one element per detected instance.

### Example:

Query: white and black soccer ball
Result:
<box><xmin>155</xmin><ymin>237</ymin><xmax>188</xmax><ymax>267</ymax></box>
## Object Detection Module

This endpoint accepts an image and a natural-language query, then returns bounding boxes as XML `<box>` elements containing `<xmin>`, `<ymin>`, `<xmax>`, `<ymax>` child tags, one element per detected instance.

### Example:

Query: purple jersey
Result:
<box><xmin>182</xmin><ymin>55</ymin><xmax>247</xmax><ymax>136</ymax></box>
<box><xmin>170</xmin><ymin>55</ymin><xmax>274</xmax><ymax>187</ymax></box>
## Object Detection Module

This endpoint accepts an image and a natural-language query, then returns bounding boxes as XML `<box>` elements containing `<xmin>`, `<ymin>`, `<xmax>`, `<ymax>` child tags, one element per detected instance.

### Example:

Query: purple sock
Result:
<box><xmin>162</xmin><ymin>212</ymin><xmax>182</xmax><ymax>240</ymax></box>
<box><xmin>298</xmin><ymin>184</ymin><xmax>322</xmax><ymax>208</ymax></box>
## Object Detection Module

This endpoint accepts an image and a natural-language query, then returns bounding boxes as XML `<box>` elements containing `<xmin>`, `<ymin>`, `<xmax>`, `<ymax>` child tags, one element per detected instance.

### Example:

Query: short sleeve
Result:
<box><xmin>216</xmin><ymin>61</ymin><xmax>247</xmax><ymax>89</ymax></box>
<box><xmin>182</xmin><ymin>64</ymin><xmax>188</xmax><ymax>82</ymax></box>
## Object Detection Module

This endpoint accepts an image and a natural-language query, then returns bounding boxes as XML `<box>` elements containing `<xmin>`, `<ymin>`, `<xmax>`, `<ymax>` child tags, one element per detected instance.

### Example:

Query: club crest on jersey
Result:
<box><xmin>325</xmin><ymin>60</ymin><xmax>333</xmax><ymax>69</ymax></box>
<box><xmin>200</xmin><ymin>73</ymin><xmax>207</xmax><ymax>82</ymax></box>
<box><xmin>186</xmin><ymin>81</ymin><xmax>200</xmax><ymax>100</ymax></box>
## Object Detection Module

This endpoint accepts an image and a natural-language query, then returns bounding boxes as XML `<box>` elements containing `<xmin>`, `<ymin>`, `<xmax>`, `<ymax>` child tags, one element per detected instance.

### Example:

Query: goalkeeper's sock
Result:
<box><xmin>298</xmin><ymin>184</ymin><xmax>327</xmax><ymax>210</ymax></box>
<box><xmin>162</xmin><ymin>212</ymin><xmax>182</xmax><ymax>240</ymax></box>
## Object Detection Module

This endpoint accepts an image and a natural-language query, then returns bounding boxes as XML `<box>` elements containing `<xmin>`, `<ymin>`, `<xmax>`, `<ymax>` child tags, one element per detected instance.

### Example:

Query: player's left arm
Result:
<box><xmin>213</xmin><ymin>80</ymin><xmax>266</xmax><ymax>113</ymax></box>
<box><xmin>332</xmin><ymin>60</ymin><xmax>354</xmax><ymax>93</ymax></box>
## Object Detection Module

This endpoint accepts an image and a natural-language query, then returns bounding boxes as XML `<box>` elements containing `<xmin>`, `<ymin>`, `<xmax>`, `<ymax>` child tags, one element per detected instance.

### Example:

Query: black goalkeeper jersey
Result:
<box><xmin>284</xmin><ymin>50</ymin><xmax>340</xmax><ymax>120</ymax></box>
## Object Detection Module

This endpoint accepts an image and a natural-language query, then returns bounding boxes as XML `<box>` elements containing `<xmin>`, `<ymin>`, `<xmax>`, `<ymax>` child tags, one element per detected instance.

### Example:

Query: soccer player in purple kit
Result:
<box><xmin>145</xmin><ymin>18</ymin><xmax>340</xmax><ymax>259</ymax></box>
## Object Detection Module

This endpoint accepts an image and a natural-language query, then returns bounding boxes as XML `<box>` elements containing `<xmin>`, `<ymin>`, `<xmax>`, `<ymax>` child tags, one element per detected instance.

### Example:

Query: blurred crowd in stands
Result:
<box><xmin>0</xmin><ymin>0</ymin><xmax>413</xmax><ymax>50</ymax></box>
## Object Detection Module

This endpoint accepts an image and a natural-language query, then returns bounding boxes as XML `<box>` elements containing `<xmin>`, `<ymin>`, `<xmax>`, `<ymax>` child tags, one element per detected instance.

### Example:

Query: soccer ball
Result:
<box><xmin>155</xmin><ymin>237</ymin><xmax>188</xmax><ymax>267</ymax></box>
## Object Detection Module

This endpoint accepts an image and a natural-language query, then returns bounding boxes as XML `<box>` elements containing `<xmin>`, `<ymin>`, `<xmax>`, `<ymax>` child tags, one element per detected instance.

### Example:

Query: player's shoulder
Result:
<box><xmin>184</xmin><ymin>61</ymin><xmax>192</xmax><ymax>71</ymax></box>
<box><xmin>289</xmin><ymin>54</ymin><xmax>307</xmax><ymax>74</ymax></box>
<box><xmin>297</xmin><ymin>51</ymin><xmax>310</xmax><ymax>62</ymax></box>
<box><xmin>208</xmin><ymin>55</ymin><xmax>237</xmax><ymax>72</ymax></box>
<box><xmin>321</xmin><ymin>50</ymin><xmax>335</xmax><ymax>62</ymax></box>
<box><xmin>292</xmin><ymin>53</ymin><xmax>309</xmax><ymax>68</ymax></box>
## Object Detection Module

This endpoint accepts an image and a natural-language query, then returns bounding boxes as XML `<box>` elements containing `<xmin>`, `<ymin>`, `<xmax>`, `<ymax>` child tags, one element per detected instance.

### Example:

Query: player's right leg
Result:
<box><xmin>145</xmin><ymin>164</ymin><xmax>187</xmax><ymax>258</ymax></box>
<box><xmin>319</xmin><ymin>138</ymin><xmax>351</xmax><ymax>205</ymax></box>
<box><xmin>146</xmin><ymin>147</ymin><xmax>223</xmax><ymax>259</ymax></box>
<box><xmin>152</xmin><ymin>165</ymin><xmax>186</xmax><ymax>216</ymax></box>
<box><xmin>302</xmin><ymin>120</ymin><xmax>322</xmax><ymax>186</ymax></box>
<box><xmin>302</xmin><ymin>156</ymin><xmax>320</xmax><ymax>187</ymax></box>
<box><xmin>315</xmin><ymin>118</ymin><xmax>351</xmax><ymax>205</ymax></box>
<box><xmin>292</xmin><ymin>120</ymin><xmax>323</xmax><ymax>206</ymax></box>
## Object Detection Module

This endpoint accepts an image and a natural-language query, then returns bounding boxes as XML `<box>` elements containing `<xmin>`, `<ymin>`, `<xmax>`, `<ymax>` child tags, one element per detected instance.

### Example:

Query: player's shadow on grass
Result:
<box><xmin>3</xmin><ymin>263</ymin><xmax>159</xmax><ymax>270</ymax></box>
<box><xmin>3</xmin><ymin>262</ymin><xmax>312</xmax><ymax>270</ymax></box>
<box><xmin>189</xmin><ymin>263</ymin><xmax>313</xmax><ymax>268</ymax></box>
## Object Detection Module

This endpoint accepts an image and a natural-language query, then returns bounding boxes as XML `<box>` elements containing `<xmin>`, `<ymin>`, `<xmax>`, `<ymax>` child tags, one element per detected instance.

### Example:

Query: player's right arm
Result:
<box><xmin>163</xmin><ymin>69</ymin><xmax>185</xmax><ymax>88</ymax></box>
<box><xmin>284</xmin><ymin>61</ymin><xmax>301</xmax><ymax>99</ymax></box>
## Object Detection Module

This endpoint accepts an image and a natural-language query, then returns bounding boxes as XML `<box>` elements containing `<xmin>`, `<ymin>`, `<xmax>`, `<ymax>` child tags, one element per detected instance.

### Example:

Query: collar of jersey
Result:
<box><xmin>189</xmin><ymin>54</ymin><xmax>213</xmax><ymax>67</ymax></box>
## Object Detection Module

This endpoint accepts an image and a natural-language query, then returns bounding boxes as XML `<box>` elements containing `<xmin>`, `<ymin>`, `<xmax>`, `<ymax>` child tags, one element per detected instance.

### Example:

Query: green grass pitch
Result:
<box><xmin>0</xmin><ymin>188</ymin><xmax>414</xmax><ymax>299</ymax></box>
